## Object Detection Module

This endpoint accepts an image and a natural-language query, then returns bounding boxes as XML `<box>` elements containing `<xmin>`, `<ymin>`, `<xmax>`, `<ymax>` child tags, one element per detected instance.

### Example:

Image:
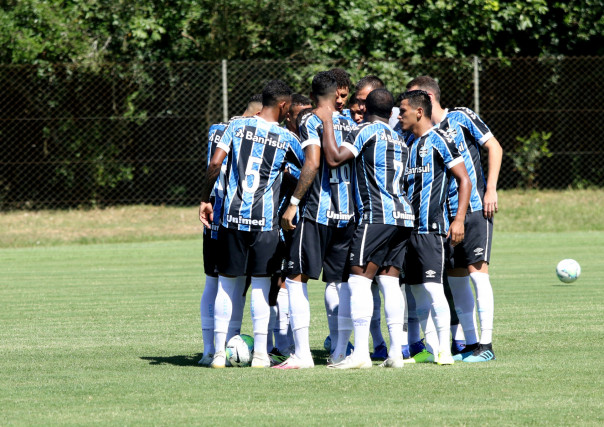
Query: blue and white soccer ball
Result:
<box><xmin>226</xmin><ymin>334</ymin><xmax>254</xmax><ymax>367</ymax></box>
<box><xmin>556</xmin><ymin>259</ymin><xmax>581</xmax><ymax>283</ymax></box>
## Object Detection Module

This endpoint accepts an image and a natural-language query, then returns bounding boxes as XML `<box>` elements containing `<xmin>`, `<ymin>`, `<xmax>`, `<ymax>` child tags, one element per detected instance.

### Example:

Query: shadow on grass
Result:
<box><xmin>140</xmin><ymin>354</ymin><xmax>203</xmax><ymax>367</ymax></box>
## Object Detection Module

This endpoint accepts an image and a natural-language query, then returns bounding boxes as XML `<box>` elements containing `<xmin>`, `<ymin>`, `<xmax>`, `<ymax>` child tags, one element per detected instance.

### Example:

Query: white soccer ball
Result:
<box><xmin>556</xmin><ymin>259</ymin><xmax>581</xmax><ymax>283</ymax></box>
<box><xmin>226</xmin><ymin>334</ymin><xmax>254</xmax><ymax>367</ymax></box>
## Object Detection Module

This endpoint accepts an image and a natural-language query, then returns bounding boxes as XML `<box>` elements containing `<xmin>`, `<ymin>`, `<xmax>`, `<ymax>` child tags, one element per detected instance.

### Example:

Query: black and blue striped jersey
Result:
<box><xmin>405</xmin><ymin>127</ymin><xmax>465</xmax><ymax>235</ymax></box>
<box><xmin>298</xmin><ymin>112</ymin><xmax>358</xmax><ymax>227</ymax></box>
<box><xmin>206</xmin><ymin>121</ymin><xmax>229</xmax><ymax>239</ymax></box>
<box><xmin>439</xmin><ymin>107</ymin><xmax>493</xmax><ymax>218</ymax></box>
<box><xmin>217</xmin><ymin>116</ymin><xmax>305</xmax><ymax>232</ymax></box>
<box><xmin>341</xmin><ymin>121</ymin><xmax>414</xmax><ymax>227</ymax></box>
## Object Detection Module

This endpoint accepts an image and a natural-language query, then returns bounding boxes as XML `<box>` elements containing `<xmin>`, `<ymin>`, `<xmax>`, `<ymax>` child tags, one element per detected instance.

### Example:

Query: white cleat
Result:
<box><xmin>198</xmin><ymin>353</ymin><xmax>214</xmax><ymax>367</ymax></box>
<box><xmin>273</xmin><ymin>354</ymin><xmax>314</xmax><ymax>369</ymax></box>
<box><xmin>210</xmin><ymin>351</ymin><xmax>226</xmax><ymax>369</ymax></box>
<box><xmin>327</xmin><ymin>355</ymin><xmax>372</xmax><ymax>370</ymax></box>
<box><xmin>379</xmin><ymin>357</ymin><xmax>405</xmax><ymax>368</ymax></box>
<box><xmin>251</xmin><ymin>352</ymin><xmax>271</xmax><ymax>368</ymax></box>
<box><xmin>437</xmin><ymin>352</ymin><xmax>455</xmax><ymax>365</ymax></box>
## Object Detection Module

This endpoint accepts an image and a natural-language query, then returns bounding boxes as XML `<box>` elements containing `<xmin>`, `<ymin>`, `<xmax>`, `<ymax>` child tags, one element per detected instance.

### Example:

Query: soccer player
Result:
<box><xmin>320</xmin><ymin>88</ymin><xmax>414</xmax><ymax>369</ymax></box>
<box><xmin>399</xmin><ymin>90</ymin><xmax>472</xmax><ymax>365</ymax></box>
<box><xmin>198</xmin><ymin>94</ymin><xmax>262</xmax><ymax>367</ymax></box>
<box><xmin>347</xmin><ymin>93</ymin><xmax>364</xmax><ymax>125</ymax></box>
<box><xmin>198</xmin><ymin>80</ymin><xmax>305</xmax><ymax>369</ymax></box>
<box><xmin>407</xmin><ymin>76</ymin><xmax>503</xmax><ymax>362</ymax></box>
<box><xmin>275</xmin><ymin>71</ymin><xmax>357</xmax><ymax>369</ymax></box>
<box><xmin>284</xmin><ymin>94</ymin><xmax>313</xmax><ymax>134</ymax></box>
<box><xmin>354</xmin><ymin>75</ymin><xmax>399</xmax><ymax>129</ymax></box>
<box><xmin>329</xmin><ymin>67</ymin><xmax>352</xmax><ymax>115</ymax></box>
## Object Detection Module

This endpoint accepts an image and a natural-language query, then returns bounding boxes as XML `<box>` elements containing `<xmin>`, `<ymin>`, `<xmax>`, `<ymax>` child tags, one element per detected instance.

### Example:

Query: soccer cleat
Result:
<box><xmin>463</xmin><ymin>343</ymin><xmax>496</xmax><ymax>363</ymax></box>
<box><xmin>210</xmin><ymin>351</ymin><xmax>226</xmax><ymax>369</ymax></box>
<box><xmin>323</xmin><ymin>336</ymin><xmax>332</xmax><ymax>353</ymax></box>
<box><xmin>198</xmin><ymin>353</ymin><xmax>214</xmax><ymax>367</ymax></box>
<box><xmin>327</xmin><ymin>353</ymin><xmax>346</xmax><ymax>366</ymax></box>
<box><xmin>327</xmin><ymin>355</ymin><xmax>372</xmax><ymax>370</ymax></box>
<box><xmin>451</xmin><ymin>339</ymin><xmax>466</xmax><ymax>355</ymax></box>
<box><xmin>269</xmin><ymin>349</ymin><xmax>288</xmax><ymax>365</ymax></box>
<box><xmin>251</xmin><ymin>352</ymin><xmax>271</xmax><ymax>368</ymax></box>
<box><xmin>379</xmin><ymin>357</ymin><xmax>405</xmax><ymax>368</ymax></box>
<box><xmin>452</xmin><ymin>343</ymin><xmax>480</xmax><ymax>361</ymax></box>
<box><xmin>346</xmin><ymin>341</ymin><xmax>355</xmax><ymax>356</ymax></box>
<box><xmin>437</xmin><ymin>352</ymin><xmax>455</xmax><ymax>365</ymax></box>
<box><xmin>273</xmin><ymin>354</ymin><xmax>314</xmax><ymax>369</ymax></box>
<box><xmin>370</xmin><ymin>342</ymin><xmax>388</xmax><ymax>360</ymax></box>
<box><xmin>402</xmin><ymin>344</ymin><xmax>411</xmax><ymax>360</ymax></box>
<box><xmin>409</xmin><ymin>339</ymin><xmax>426</xmax><ymax>357</ymax></box>
<box><xmin>410</xmin><ymin>349</ymin><xmax>434</xmax><ymax>363</ymax></box>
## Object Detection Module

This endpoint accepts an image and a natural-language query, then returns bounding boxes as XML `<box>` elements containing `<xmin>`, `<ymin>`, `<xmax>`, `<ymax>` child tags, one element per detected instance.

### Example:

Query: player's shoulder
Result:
<box><xmin>209</xmin><ymin>121</ymin><xmax>229</xmax><ymax>132</ymax></box>
<box><xmin>430</xmin><ymin>126</ymin><xmax>455</xmax><ymax>145</ymax></box>
<box><xmin>448</xmin><ymin>107</ymin><xmax>480</xmax><ymax>122</ymax></box>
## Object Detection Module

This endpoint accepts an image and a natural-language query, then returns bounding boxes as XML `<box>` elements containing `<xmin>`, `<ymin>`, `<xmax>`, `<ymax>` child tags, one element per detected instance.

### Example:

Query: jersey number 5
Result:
<box><xmin>242</xmin><ymin>156</ymin><xmax>262</xmax><ymax>193</ymax></box>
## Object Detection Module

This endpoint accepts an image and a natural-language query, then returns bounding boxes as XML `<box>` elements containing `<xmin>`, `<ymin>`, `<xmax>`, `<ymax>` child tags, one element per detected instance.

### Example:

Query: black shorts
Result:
<box><xmin>216</xmin><ymin>226</ymin><xmax>281</xmax><ymax>277</ymax></box>
<box><xmin>348</xmin><ymin>223</ymin><xmax>411</xmax><ymax>271</ymax></box>
<box><xmin>202</xmin><ymin>230</ymin><xmax>220</xmax><ymax>277</ymax></box>
<box><xmin>447</xmin><ymin>211</ymin><xmax>493</xmax><ymax>269</ymax></box>
<box><xmin>403</xmin><ymin>233</ymin><xmax>446</xmax><ymax>285</ymax></box>
<box><xmin>287</xmin><ymin>219</ymin><xmax>355</xmax><ymax>282</ymax></box>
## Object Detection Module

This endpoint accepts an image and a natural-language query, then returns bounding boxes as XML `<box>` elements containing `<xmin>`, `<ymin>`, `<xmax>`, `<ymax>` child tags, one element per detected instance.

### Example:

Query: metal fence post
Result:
<box><xmin>473</xmin><ymin>56</ymin><xmax>480</xmax><ymax>115</ymax></box>
<box><xmin>222</xmin><ymin>59</ymin><xmax>228</xmax><ymax>122</ymax></box>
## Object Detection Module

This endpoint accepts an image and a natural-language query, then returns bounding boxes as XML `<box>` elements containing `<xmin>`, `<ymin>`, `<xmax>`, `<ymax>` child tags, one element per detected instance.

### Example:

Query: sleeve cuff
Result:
<box><xmin>341</xmin><ymin>141</ymin><xmax>359</xmax><ymax>157</ymax></box>
<box><xmin>446</xmin><ymin>156</ymin><xmax>464</xmax><ymax>169</ymax></box>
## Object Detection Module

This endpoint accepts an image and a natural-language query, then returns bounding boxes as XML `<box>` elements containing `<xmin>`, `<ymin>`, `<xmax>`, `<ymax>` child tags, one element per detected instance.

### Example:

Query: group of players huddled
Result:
<box><xmin>198</xmin><ymin>69</ymin><xmax>502</xmax><ymax>369</ymax></box>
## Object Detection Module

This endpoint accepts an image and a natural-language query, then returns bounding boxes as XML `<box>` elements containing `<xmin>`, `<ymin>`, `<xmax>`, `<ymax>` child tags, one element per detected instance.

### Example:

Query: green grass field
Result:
<box><xmin>1</xmin><ymin>190</ymin><xmax>603</xmax><ymax>425</ymax></box>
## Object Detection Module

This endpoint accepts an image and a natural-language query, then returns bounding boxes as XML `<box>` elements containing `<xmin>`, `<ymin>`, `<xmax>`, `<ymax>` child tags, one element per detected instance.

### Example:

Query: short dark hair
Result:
<box><xmin>366</xmin><ymin>88</ymin><xmax>394</xmax><ymax>119</ymax></box>
<box><xmin>290</xmin><ymin>93</ymin><xmax>312</xmax><ymax>109</ymax></box>
<box><xmin>355</xmin><ymin>75</ymin><xmax>384</xmax><ymax>93</ymax></box>
<box><xmin>406</xmin><ymin>75</ymin><xmax>441</xmax><ymax>103</ymax></box>
<box><xmin>262</xmin><ymin>80</ymin><xmax>293</xmax><ymax>107</ymax></box>
<box><xmin>248</xmin><ymin>93</ymin><xmax>263</xmax><ymax>104</ymax></box>
<box><xmin>311</xmin><ymin>71</ymin><xmax>338</xmax><ymax>98</ymax></box>
<box><xmin>296</xmin><ymin>107</ymin><xmax>314</xmax><ymax>130</ymax></box>
<box><xmin>329</xmin><ymin>68</ymin><xmax>352</xmax><ymax>90</ymax></box>
<box><xmin>401</xmin><ymin>90</ymin><xmax>432</xmax><ymax>119</ymax></box>
<box><xmin>347</xmin><ymin>92</ymin><xmax>359</xmax><ymax>107</ymax></box>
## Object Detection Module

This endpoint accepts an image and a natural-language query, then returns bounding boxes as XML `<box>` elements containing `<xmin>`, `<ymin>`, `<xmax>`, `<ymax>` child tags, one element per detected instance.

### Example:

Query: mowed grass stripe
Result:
<box><xmin>1</xmin><ymin>233</ymin><xmax>603</xmax><ymax>425</ymax></box>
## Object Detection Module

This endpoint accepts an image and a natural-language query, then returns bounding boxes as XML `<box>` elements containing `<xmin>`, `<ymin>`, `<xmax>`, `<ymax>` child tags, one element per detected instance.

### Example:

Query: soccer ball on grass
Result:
<box><xmin>226</xmin><ymin>334</ymin><xmax>254</xmax><ymax>367</ymax></box>
<box><xmin>556</xmin><ymin>259</ymin><xmax>581</xmax><ymax>283</ymax></box>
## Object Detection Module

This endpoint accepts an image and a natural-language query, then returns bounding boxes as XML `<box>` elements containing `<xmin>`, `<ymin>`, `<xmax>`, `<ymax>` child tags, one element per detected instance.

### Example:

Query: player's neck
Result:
<box><xmin>317</xmin><ymin>99</ymin><xmax>336</xmax><ymax>111</ymax></box>
<box><xmin>431</xmin><ymin>104</ymin><xmax>446</xmax><ymax>125</ymax></box>
<box><xmin>365</xmin><ymin>114</ymin><xmax>388</xmax><ymax>124</ymax></box>
<box><xmin>412</xmin><ymin>119</ymin><xmax>433</xmax><ymax>138</ymax></box>
<box><xmin>257</xmin><ymin>106</ymin><xmax>280</xmax><ymax>123</ymax></box>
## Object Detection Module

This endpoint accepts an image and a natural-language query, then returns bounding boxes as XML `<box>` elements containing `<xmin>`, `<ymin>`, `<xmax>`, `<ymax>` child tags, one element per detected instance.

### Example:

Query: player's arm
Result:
<box><xmin>447</xmin><ymin>162</ymin><xmax>472</xmax><ymax>246</ymax></box>
<box><xmin>280</xmin><ymin>144</ymin><xmax>321</xmax><ymax>231</ymax></box>
<box><xmin>482</xmin><ymin>136</ymin><xmax>502</xmax><ymax>219</ymax></box>
<box><xmin>199</xmin><ymin>147</ymin><xmax>227</xmax><ymax>228</ymax></box>
<box><xmin>315</xmin><ymin>106</ymin><xmax>354</xmax><ymax>168</ymax></box>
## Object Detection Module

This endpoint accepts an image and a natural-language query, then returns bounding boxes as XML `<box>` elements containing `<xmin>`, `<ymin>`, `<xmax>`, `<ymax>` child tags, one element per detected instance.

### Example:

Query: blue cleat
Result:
<box><xmin>409</xmin><ymin>339</ymin><xmax>426</xmax><ymax>357</ymax></box>
<box><xmin>371</xmin><ymin>342</ymin><xmax>388</xmax><ymax>360</ymax></box>
<box><xmin>402</xmin><ymin>344</ymin><xmax>411</xmax><ymax>359</ymax></box>
<box><xmin>463</xmin><ymin>343</ymin><xmax>496</xmax><ymax>363</ymax></box>
<box><xmin>323</xmin><ymin>336</ymin><xmax>332</xmax><ymax>353</ymax></box>
<box><xmin>452</xmin><ymin>343</ymin><xmax>479</xmax><ymax>361</ymax></box>
<box><xmin>451</xmin><ymin>339</ymin><xmax>466</xmax><ymax>355</ymax></box>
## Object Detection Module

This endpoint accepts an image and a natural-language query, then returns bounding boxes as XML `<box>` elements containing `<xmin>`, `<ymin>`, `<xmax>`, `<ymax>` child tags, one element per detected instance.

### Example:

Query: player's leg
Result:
<box><xmin>199</xmin><ymin>232</ymin><xmax>220</xmax><ymax>366</ymax></box>
<box><xmin>227</xmin><ymin>276</ymin><xmax>248</xmax><ymax>342</ymax></box>
<box><xmin>324</xmin><ymin>281</ymin><xmax>339</xmax><ymax>352</ymax></box>
<box><xmin>370</xmin><ymin>282</ymin><xmax>388</xmax><ymax>360</ymax></box>
<box><xmin>376</xmin><ymin>270</ymin><xmax>405</xmax><ymax>368</ymax></box>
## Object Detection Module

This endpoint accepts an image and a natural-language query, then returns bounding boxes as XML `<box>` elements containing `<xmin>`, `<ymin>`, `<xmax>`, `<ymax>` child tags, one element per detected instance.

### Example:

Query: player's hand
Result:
<box><xmin>198</xmin><ymin>201</ymin><xmax>214</xmax><ymax>229</ymax></box>
<box><xmin>447</xmin><ymin>218</ymin><xmax>465</xmax><ymax>246</ymax></box>
<box><xmin>281</xmin><ymin>204</ymin><xmax>298</xmax><ymax>231</ymax></box>
<box><xmin>314</xmin><ymin>105</ymin><xmax>333</xmax><ymax>124</ymax></box>
<box><xmin>483</xmin><ymin>189</ymin><xmax>498</xmax><ymax>219</ymax></box>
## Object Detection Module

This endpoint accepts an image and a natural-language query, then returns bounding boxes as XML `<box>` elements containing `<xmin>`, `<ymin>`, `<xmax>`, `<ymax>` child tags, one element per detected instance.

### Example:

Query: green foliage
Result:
<box><xmin>1</xmin><ymin>0</ymin><xmax>603</xmax><ymax>64</ymax></box>
<box><xmin>510</xmin><ymin>131</ymin><xmax>553</xmax><ymax>189</ymax></box>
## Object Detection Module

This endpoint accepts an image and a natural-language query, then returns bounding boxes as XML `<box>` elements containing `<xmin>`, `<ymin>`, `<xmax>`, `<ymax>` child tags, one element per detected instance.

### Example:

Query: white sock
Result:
<box><xmin>214</xmin><ymin>276</ymin><xmax>240</xmax><ymax>352</ymax></box>
<box><xmin>285</xmin><ymin>278</ymin><xmax>311</xmax><ymax>359</ymax></box>
<box><xmin>405</xmin><ymin>285</ymin><xmax>422</xmax><ymax>344</ymax></box>
<box><xmin>410</xmin><ymin>283</ymin><xmax>451</xmax><ymax>356</ymax></box>
<box><xmin>376</xmin><ymin>275</ymin><xmax>405</xmax><ymax>359</ymax></box>
<box><xmin>349</xmin><ymin>274</ymin><xmax>373</xmax><ymax>360</ymax></box>
<box><xmin>227</xmin><ymin>276</ymin><xmax>246</xmax><ymax>341</ymax></box>
<box><xmin>334</xmin><ymin>281</ymin><xmax>352</xmax><ymax>357</ymax></box>
<box><xmin>268</xmin><ymin>304</ymin><xmax>277</xmax><ymax>352</ymax></box>
<box><xmin>401</xmin><ymin>285</ymin><xmax>408</xmax><ymax>346</ymax></box>
<box><xmin>471</xmin><ymin>272</ymin><xmax>494</xmax><ymax>344</ymax></box>
<box><xmin>250</xmin><ymin>276</ymin><xmax>271</xmax><ymax>355</ymax></box>
<box><xmin>200</xmin><ymin>275</ymin><xmax>218</xmax><ymax>356</ymax></box>
<box><xmin>324</xmin><ymin>282</ymin><xmax>340</xmax><ymax>351</ymax></box>
<box><xmin>370</xmin><ymin>282</ymin><xmax>386</xmax><ymax>348</ymax></box>
<box><xmin>448</xmin><ymin>276</ymin><xmax>478</xmax><ymax>345</ymax></box>
<box><xmin>274</xmin><ymin>287</ymin><xmax>291</xmax><ymax>352</ymax></box>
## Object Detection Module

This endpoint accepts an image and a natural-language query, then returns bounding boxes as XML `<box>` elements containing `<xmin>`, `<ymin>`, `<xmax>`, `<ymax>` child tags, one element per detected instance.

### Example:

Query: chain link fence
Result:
<box><xmin>1</xmin><ymin>57</ymin><xmax>602</xmax><ymax>210</ymax></box>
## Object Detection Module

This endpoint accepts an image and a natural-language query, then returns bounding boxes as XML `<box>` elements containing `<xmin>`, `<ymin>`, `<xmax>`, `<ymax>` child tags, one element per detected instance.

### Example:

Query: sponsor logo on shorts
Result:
<box><xmin>425</xmin><ymin>270</ymin><xmax>436</xmax><ymax>279</ymax></box>
<box><xmin>287</xmin><ymin>261</ymin><xmax>294</xmax><ymax>269</ymax></box>
<box><xmin>474</xmin><ymin>247</ymin><xmax>484</xmax><ymax>256</ymax></box>
<box><xmin>226</xmin><ymin>214</ymin><xmax>266</xmax><ymax>227</ymax></box>
<box><xmin>349</xmin><ymin>253</ymin><xmax>355</xmax><ymax>261</ymax></box>
<box><xmin>326</xmin><ymin>211</ymin><xmax>355</xmax><ymax>221</ymax></box>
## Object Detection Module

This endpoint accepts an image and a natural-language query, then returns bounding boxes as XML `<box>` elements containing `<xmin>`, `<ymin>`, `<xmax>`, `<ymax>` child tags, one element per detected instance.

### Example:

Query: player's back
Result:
<box><xmin>218</xmin><ymin>116</ymin><xmax>304</xmax><ymax>232</ymax></box>
<box><xmin>345</xmin><ymin>121</ymin><xmax>413</xmax><ymax>227</ymax></box>
<box><xmin>298</xmin><ymin>112</ymin><xmax>357</xmax><ymax>227</ymax></box>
